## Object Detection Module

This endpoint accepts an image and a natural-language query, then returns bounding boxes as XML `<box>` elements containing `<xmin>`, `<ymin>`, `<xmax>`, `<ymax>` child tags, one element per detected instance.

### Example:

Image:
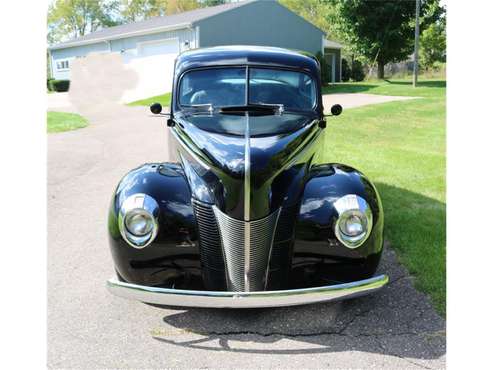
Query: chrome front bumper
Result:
<box><xmin>107</xmin><ymin>274</ymin><xmax>389</xmax><ymax>308</ymax></box>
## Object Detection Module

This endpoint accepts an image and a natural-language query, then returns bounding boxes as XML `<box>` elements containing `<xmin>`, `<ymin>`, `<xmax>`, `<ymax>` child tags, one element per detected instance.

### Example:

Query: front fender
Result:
<box><xmin>108</xmin><ymin>163</ymin><xmax>200</xmax><ymax>286</ymax></box>
<box><xmin>293</xmin><ymin>163</ymin><xmax>384</xmax><ymax>284</ymax></box>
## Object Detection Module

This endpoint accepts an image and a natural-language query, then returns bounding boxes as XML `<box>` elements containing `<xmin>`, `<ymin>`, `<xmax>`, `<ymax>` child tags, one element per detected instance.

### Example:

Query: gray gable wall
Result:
<box><xmin>196</xmin><ymin>1</ymin><xmax>324</xmax><ymax>56</ymax></box>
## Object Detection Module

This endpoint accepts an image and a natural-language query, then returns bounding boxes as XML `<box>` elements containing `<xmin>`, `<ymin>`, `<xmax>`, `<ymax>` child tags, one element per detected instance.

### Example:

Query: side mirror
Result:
<box><xmin>320</xmin><ymin>104</ymin><xmax>343</xmax><ymax>128</ymax></box>
<box><xmin>150</xmin><ymin>102</ymin><xmax>163</xmax><ymax>115</ymax></box>
<box><xmin>330</xmin><ymin>104</ymin><xmax>343</xmax><ymax>116</ymax></box>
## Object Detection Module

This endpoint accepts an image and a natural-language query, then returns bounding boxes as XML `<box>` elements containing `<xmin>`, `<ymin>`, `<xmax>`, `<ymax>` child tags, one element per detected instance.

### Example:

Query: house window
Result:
<box><xmin>56</xmin><ymin>60</ymin><xmax>70</xmax><ymax>71</ymax></box>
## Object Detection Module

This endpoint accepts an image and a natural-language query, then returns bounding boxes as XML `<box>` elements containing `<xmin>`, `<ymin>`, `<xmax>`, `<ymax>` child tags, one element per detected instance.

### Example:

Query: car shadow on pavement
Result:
<box><xmin>153</xmin><ymin>248</ymin><xmax>445</xmax><ymax>359</ymax></box>
<box><xmin>152</xmin><ymin>185</ymin><xmax>445</xmax><ymax>360</ymax></box>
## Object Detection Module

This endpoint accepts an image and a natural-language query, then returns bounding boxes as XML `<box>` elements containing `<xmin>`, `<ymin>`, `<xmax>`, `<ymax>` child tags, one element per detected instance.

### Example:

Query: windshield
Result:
<box><xmin>178</xmin><ymin>67</ymin><xmax>317</xmax><ymax>112</ymax></box>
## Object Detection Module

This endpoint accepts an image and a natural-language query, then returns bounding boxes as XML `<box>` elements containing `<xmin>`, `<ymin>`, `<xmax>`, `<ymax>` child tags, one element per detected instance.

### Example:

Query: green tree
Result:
<box><xmin>420</xmin><ymin>18</ymin><xmax>446</xmax><ymax>70</ymax></box>
<box><xmin>48</xmin><ymin>0</ymin><xmax>119</xmax><ymax>44</ymax></box>
<box><xmin>280</xmin><ymin>0</ymin><xmax>338</xmax><ymax>39</ymax></box>
<box><xmin>166</xmin><ymin>0</ymin><xmax>200</xmax><ymax>15</ymax></box>
<box><xmin>120</xmin><ymin>0</ymin><xmax>167</xmax><ymax>22</ymax></box>
<box><xmin>341</xmin><ymin>58</ymin><xmax>350</xmax><ymax>82</ymax></box>
<box><xmin>120</xmin><ymin>0</ymin><xmax>227</xmax><ymax>22</ymax></box>
<box><xmin>199</xmin><ymin>0</ymin><xmax>227</xmax><ymax>6</ymax></box>
<box><xmin>331</xmin><ymin>0</ymin><xmax>443</xmax><ymax>79</ymax></box>
<box><xmin>350</xmin><ymin>59</ymin><xmax>365</xmax><ymax>82</ymax></box>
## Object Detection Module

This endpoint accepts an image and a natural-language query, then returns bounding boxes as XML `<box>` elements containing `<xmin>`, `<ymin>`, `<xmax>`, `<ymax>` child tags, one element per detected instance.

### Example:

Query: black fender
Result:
<box><xmin>108</xmin><ymin>163</ymin><xmax>201</xmax><ymax>286</ymax></box>
<box><xmin>108</xmin><ymin>162</ymin><xmax>384</xmax><ymax>290</ymax></box>
<box><xmin>292</xmin><ymin>163</ymin><xmax>384</xmax><ymax>285</ymax></box>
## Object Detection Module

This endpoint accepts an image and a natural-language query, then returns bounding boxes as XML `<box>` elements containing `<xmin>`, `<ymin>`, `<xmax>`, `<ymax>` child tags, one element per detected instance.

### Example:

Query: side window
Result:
<box><xmin>180</xmin><ymin>77</ymin><xmax>192</xmax><ymax>97</ymax></box>
<box><xmin>56</xmin><ymin>60</ymin><xmax>70</xmax><ymax>71</ymax></box>
<box><xmin>299</xmin><ymin>74</ymin><xmax>315</xmax><ymax>98</ymax></box>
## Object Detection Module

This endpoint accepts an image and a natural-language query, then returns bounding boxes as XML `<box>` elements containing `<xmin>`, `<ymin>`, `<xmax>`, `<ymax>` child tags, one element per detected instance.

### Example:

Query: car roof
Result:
<box><xmin>174</xmin><ymin>45</ymin><xmax>320</xmax><ymax>76</ymax></box>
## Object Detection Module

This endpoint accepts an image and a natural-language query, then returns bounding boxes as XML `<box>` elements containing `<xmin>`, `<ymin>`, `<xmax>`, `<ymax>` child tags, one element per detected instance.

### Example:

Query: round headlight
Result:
<box><xmin>125</xmin><ymin>210</ymin><xmax>154</xmax><ymax>236</ymax></box>
<box><xmin>333</xmin><ymin>195</ymin><xmax>373</xmax><ymax>249</ymax></box>
<box><xmin>339</xmin><ymin>211</ymin><xmax>366</xmax><ymax>237</ymax></box>
<box><xmin>118</xmin><ymin>194</ymin><xmax>159</xmax><ymax>249</ymax></box>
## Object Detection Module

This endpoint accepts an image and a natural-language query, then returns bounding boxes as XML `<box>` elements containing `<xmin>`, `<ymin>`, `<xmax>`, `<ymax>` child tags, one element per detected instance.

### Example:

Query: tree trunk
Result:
<box><xmin>377</xmin><ymin>61</ymin><xmax>385</xmax><ymax>79</ymax></box>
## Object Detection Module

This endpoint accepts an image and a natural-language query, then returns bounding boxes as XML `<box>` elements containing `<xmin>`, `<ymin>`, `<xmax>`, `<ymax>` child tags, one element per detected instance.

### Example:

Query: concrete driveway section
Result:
<box><xmin>47</xmin><ymin>92</ymin><xmax>79</xmax><ymax>113</ymax></box>
<box><xmin>48</xmin><ymin>101</ymin><xmax>444</xmax><ymax>368</ymax></box>
<box><xmin>323</xmin><ymin>93</ymin><xmax>417</xmax><ymax>110</ymax></box>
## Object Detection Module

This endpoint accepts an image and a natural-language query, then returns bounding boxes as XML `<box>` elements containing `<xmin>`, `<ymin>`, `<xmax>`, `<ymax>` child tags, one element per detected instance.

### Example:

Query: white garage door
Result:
<box><xmin>122</xmin><ymin>38</ymin><xmax>179</xmax><ymax>103</ymax></box>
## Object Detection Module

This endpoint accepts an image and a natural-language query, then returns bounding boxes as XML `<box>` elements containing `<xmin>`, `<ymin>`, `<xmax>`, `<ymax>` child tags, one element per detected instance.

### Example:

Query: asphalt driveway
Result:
<box><xmin>48</xmin><ymin>101</ymin><xmax>445</xmax><ymax>368</ymax></box>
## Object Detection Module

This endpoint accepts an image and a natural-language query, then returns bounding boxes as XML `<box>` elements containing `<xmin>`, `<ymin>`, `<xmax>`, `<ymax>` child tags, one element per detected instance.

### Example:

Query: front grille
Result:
<box><xmin>192</xmin><ymin>200</ymin><xmax>227</xmax><ymax>290</ymax></box>
<box><xmin>267</xmin><ymin>203</ymin><xmax>300</xmax><ymax>290</ymax></box>
<box><xmin>213</xmin><ymin>207</ymin><xmax>281</xmax><ymax>292</ymax></box>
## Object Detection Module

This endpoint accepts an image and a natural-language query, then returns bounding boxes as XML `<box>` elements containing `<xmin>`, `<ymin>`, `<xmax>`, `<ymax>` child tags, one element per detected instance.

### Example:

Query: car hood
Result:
<box><xmin>172</xmin><ymin>112</ymin><xmax>323</xmax><ymax>220</ymax></box>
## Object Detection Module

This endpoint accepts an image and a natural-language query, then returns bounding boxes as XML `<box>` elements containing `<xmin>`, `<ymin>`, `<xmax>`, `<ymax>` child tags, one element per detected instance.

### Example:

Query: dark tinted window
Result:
<box><xmin>178</xmin><ymin>67</ymin><xmax>316</xmax><ymax>112</ymax></box>
<box><xmin>249</xmin><ymin>68</ymin><xmax>316</xmax><ymax>111</ymax></box>
<box><xmin>179</xmin><ymin>68</ymin><xmax>246</xmax><ymax>107</ymax></box>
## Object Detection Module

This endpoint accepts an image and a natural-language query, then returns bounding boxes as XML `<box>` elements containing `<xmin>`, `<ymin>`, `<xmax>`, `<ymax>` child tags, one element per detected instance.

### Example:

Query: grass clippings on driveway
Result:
<box><xmin>47</xmin><ymin>111</ymin><xmax>89</xmax><ymax>133</ymax></box>
<box><xmin>320</xmin><ymin>79</ymin><xmax>446</xmax><ymax>315</ymax></box>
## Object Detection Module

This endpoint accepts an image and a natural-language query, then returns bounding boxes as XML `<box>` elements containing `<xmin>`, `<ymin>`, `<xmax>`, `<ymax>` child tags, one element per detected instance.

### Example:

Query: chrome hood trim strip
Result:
<box><xmin>244</xmin><ymin>113</ymin><xmax>251</xmax><ymax>221</ymax></box>
<box><xmin>244</xmin><ymin>113</ymin><xmax>251</xmax><ymax>290</ymax></box>
<box><xmin>107</xmin><ymin>274</ymin><xmax>389</xmax><ymax>308</ymax></box>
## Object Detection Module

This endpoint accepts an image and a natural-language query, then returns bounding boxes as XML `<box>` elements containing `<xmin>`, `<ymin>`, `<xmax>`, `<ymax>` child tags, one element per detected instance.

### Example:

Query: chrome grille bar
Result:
<box><xmin>213</xmin><ymin>207</ymin><xmax>281</xmax><ymax>292</ymax></box>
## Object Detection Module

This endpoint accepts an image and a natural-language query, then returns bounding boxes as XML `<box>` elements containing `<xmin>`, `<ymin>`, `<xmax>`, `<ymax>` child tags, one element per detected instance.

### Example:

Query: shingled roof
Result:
<box><xmin>50</xmin><ymin>0</ymin><xmax>254</xmax><ymax>50</ymax></box>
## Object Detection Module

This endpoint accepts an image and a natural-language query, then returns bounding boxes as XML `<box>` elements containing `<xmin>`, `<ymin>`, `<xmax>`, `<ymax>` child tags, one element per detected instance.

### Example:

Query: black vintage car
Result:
<box><xmin>107</xmin><ymin>46</ymin><xmax>388</xmax><ymax>308</ymax></box>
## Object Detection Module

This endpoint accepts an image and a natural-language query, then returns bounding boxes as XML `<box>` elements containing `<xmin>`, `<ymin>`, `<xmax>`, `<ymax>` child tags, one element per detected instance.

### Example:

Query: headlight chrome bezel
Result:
<box><xmin>118</xmin><ymin>193</ymin><xmax>159</xmax><ymax>249</ymax></box>
<box><xmin>333</xmin><ymin>195</ymin><xmax>373</xmax><ymax>249</ymax></box>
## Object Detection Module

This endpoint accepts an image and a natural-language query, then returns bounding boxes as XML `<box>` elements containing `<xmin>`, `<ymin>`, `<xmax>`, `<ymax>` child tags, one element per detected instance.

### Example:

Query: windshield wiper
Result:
<box><xmin>182</xmin><ymin>103</ymin><xmax>214</xmax><ymax>112</ymax></box>
<box><xmin>219</xmin><ymin>103</ymin><xmax>284</xmax><ymax>115</ymax></box>
<box><xmin>254</xmin><ymin>103</ymin><xmax>284</xmax><ymax>113</ymax></box>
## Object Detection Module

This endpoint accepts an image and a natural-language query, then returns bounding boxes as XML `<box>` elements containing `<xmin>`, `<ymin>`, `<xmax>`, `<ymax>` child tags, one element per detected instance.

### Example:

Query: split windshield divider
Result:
<box><xmin>245</xmin><ymin>65</ymin><xmax>250</xmax><ymax>107</ymax></box>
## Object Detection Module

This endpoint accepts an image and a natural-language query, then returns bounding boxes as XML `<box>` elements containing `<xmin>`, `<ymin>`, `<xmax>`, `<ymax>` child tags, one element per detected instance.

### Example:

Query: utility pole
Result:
<box><xmin>413</xmin><ymin>0</ymin><xmax>421</xmax><ymax>87</ymax></box>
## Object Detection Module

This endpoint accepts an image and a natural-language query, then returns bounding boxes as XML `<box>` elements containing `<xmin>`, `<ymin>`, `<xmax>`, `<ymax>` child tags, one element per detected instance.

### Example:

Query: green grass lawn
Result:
<box><xmin>127</xmin><ymin>92</ymin><xmax>172</xmax><ymax>107</ymax></box>
<box><xmin>47</xmin><ymin>111</ymin><xmax>89</xmax><ymax>133</ymax></box>
<box><xmin>323</xmin><ymin>79</ymin><xmax>445</xmax><ymax>98</ymax></box>
<box><xmin>319</xmin><ymin>79</ymin><xmax>446</xmax><ymax>315</ymax></box>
